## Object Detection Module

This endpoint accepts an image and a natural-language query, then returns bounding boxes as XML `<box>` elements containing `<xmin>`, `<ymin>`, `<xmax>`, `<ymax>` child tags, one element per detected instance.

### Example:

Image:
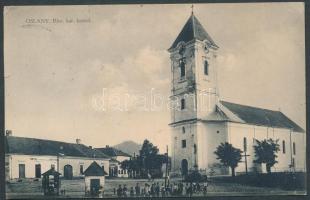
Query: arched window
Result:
<box><xmin>243</xmin><ymin>137</ymin><xmax>247</xmax><ymax>152</ymax></box>
<box><xmin>181</xmin><ymin>98</ymin><xmax>185</xmax><ymax>110</ymax></box>
<box><xmin>204</xmin><ymin>60</ymin><xmax>209</xmax><ymax>75</ymax></box>
<box><xmin>282</xmin><ymin>140</ymin><xmax>286</xmax><ymax>154</ymax></box>
<box><xmin>293</xmin><ymin>142</ymin><xmax>296</xmax><ymax>155</ymax></box>
<box><xmin>180</xmin><ymin>60</ymin><xmax>185</xmax><ymax>78</ymax></box>
<box><xmin>182</xmin><ymin>126</ymin><xmax>185</xmax><ymax>133</ymax></box>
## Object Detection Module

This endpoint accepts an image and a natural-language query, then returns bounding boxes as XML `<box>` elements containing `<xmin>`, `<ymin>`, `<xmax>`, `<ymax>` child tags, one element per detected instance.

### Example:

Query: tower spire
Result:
<box><xmin>191</xmin><ymin>4</ymin><xmax>194</xmax><ymax>15</ymax></box>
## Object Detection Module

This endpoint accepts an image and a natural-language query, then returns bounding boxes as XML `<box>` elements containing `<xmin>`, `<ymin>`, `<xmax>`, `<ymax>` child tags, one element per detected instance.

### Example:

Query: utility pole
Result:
<box><xmin>242</xmin><ymin>138</ymin><xmax>250</xmax><ymax>174</ymax></box>
<box><xmin>165</xmin><ymin>145</ymin><xmax>169</xmax><ymax>188</ymax></box>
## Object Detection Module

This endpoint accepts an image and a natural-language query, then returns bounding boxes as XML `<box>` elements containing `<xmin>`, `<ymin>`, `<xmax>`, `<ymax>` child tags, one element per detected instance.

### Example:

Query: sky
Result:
<box><xmin>4</xmin><ymin>3</ymin><xmax>305</xmax><ymax>153</ymax></box>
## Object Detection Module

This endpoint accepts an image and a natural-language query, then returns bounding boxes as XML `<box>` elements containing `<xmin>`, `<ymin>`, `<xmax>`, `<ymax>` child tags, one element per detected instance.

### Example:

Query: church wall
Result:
<box><xmin>227</xmin><ymin>122</ymin><xmax>306</xmax><ymax>173</ymax></box>
<box><xmin>170</xmin><ymin>92</ymin><xmax>197</xmax><ymax>123</ymax></box>
<box><xmin>194</xmin><ymin>41</ymin><xmax>218</xmax><ymax>119</ymax></box>
<box><xmin>197</xmin><ymin>121</ymin><xmax>228</xmax><ymax>175</ymax></box>
<box><xmin>170</xmin><ymin>122</ymin><xmax>197</xmax><ymax>175</ymax></box>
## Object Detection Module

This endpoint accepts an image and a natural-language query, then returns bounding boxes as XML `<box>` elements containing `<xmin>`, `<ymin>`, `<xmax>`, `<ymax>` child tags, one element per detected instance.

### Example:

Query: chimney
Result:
<box><xmin>76</xmin><ymin>138</ymin><xmax>81</xmax><ymax>144</ymax></box>
<box><xmin>6</xmin><ymin>130</ymin><xmax>12</xmax><ymax>136</ymax></box>
<box><xmin>89</xmin><ymin>146</ymin><xmax>92</xmax><ymax>149</ymax></box>
<box><xmin>106</xmin><ymin>145</ymin><xmax>109</xmax><ymax>148</ymax></box>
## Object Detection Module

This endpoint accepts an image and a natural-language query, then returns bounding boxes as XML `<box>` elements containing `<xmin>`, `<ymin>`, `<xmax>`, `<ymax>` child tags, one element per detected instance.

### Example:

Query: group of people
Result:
<box><xmin>114</xmin><ymin>181</ymin><xmax>209</xmax><ymax>197</ymax></box>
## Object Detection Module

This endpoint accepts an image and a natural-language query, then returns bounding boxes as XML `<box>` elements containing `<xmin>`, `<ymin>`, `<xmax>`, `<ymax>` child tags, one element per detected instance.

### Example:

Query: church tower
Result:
<box><xmin>168</xmin><ymin>13</ymin><xmax>219</xmax><ymax>176</ymax></box>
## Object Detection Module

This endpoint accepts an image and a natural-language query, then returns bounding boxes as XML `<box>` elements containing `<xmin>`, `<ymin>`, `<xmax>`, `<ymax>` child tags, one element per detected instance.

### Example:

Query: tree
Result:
<box><xmin>214</xmin><ymin>142</ymin><xmax>242</xmax><ymax>177</ymax></box>
<box><xmin>120</xmin><ymin>158</ymin><xmax>140</xmax><ymax>178</ymax></box>
<box><xmin>137</xmin><ymin>139</ymin><xmax>164</xmax><ymax>178</ymax></box>
<box><xmin>253</xmin><ymin>139</ymin><xmax>280</xmax><ymax>174</ymax></box>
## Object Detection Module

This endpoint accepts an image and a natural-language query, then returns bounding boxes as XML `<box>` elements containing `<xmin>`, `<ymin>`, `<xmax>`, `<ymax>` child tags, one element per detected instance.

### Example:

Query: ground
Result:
<box><xmin>6</xmin><ymin>177</ymin><xmax>305</xmax><ymax>199</ymax></box>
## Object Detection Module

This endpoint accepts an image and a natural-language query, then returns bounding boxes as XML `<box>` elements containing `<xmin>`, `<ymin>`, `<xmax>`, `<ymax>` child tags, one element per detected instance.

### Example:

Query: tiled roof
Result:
<box><xmin>84</xmin><ymin>161</ymin><xmax>107</xmax><ymax>176</ymax></box>
<box><xmin>42</xmin><ymin>168</ymin><xmax>61</xmax><ymax>176</ymax></box>
<box><xmin>95</xmin><ymin>146</ymin><xmax>131</xmax><ymax>158</ymax></box>
<box><xmin>169</xmin><ymin>14</ymin><xmax>218</xmax><ymax>50</ymax></box>
<box><xmin>219</xmin><ymin>101</ymin><xmax>305</xmax><ymax>133</ymax></box>
<box><xmin>5</xmin><ymin>136</ymin><xmax>110</xmax><ymax>159</ymax></box>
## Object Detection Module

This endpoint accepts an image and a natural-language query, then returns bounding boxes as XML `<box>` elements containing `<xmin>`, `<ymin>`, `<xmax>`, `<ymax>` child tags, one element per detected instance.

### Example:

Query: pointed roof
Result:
<box><xmin>169</xmin><ymin>14</ymin><xmax>218</xmax><ymax>50</ymax></box>
<box><xmin>42</xmin><ymin>168</ymin><xmax>61</xmax><ymax>176</ymax></box>
<box><xmin>84</xmin><ymin>161</ymin><xmax>108</xmax><ymax>176</ymax></box>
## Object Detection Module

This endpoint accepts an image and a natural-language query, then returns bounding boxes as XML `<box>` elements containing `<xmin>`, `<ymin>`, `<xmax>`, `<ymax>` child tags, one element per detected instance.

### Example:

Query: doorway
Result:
<box><xmin>181</xmin><ymin>159</ymin><xmax>188</xmax><ymax>177</ymax></box>
<box><xmin>35</xmin><ymin>164</ymin><xmax>41</xmax><ymax>178</ymax></box>
<box><xmin>90</xmin><ymin>179</ymin><xmax>100</xmax><ymax>196</ymax></box>
<box><xmin>64</xmin><ymin>165</ymin><xmax>73</xmax><ymax>179</ymax></box>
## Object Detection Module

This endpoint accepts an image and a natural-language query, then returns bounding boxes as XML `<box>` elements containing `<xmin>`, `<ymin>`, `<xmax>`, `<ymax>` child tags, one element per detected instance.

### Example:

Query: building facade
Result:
<box><xmin>95</xmin><ymin>145</ymin><xmax>131</xmax><ymax>178</ymax></box>
<box><xmin>169</xmin><ymin>13</ymin><xmax>306</xmax><ymax>176</ymax></box>
<box><xmin>5</xmin><ymin>135</ymin><xmax>110</xmax><ymax>180</ymax></box>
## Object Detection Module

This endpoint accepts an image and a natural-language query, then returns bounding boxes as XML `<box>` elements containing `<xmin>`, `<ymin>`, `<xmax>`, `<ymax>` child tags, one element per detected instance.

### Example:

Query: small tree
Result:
<box><xmin>214</xmin><ymin>142</ymin><xmax>242</xmax><ymax>177</ymax></box>
<box><xmin>253</xmin><ymin>139</ymin><xmax>280</xmax><ymax>174</ymax></box>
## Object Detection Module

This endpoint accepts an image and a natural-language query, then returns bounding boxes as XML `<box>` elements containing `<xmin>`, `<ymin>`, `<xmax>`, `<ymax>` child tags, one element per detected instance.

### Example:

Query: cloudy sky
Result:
<box><xmin>4</xmin><ymin>3</ymin><xmax>305</xmax><ymax>153</ymax></box>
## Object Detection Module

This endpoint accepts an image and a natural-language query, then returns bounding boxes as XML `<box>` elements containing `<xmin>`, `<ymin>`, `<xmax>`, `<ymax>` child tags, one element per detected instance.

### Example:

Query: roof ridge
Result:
<box><xmin>6</xmin><ymin>135</ymin><xmax>80</xmax><ymax>145</ymax></box>
<box><xmin>192</xmin><ymin>14</ymin><xmax>196</xmax><ymax>39</ymax></box>
<box><xmin>220</xmin><ymin>100</ymin><xmax>281</xmax><ymax>113</ymax></box>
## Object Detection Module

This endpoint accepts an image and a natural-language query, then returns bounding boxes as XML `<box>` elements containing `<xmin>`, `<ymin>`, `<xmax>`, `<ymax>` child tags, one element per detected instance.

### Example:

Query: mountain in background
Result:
<box><xmin>113</xmin><ymin>141</ymin><xmax>142</xmax><ymax>156</ymax></box>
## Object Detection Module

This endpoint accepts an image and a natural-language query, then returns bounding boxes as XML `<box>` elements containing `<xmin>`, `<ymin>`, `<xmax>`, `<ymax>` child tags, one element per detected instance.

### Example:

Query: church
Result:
<box><xmin>168</xmin><ymin>13</ymin><xmax>306</xmax><ymax>176</ymax></box>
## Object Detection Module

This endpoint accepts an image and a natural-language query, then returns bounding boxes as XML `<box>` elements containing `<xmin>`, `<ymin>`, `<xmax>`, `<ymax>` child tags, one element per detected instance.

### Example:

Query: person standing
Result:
<box><xmin>123</xmin><ymin>184</ymin><xmax>128</xmax><ymax>197</ymax></box>
<box><xmin>117</xmin><ymin>185</ymin><xmax>122</xmax><ymax>197</ymax></box>
<box><xmin>135</xmin><ymin>183</ymin><xmax>141</xmax><ymax>196</ymax></box>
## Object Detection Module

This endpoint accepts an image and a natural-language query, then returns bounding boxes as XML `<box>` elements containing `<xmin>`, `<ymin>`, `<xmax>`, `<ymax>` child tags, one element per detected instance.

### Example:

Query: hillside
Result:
<box><xmin>113</xmin><ymin>141</ymin><xmax>142</xmax><ymax>157</ymax></box>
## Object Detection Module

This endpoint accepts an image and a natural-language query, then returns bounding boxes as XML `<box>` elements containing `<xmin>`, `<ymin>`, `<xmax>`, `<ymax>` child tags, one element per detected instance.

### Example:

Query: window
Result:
<box><xmin>293</xmin><ymin>142</ymin><xmax>296</xmax><ymax>155</ymax></box>
<box><xmin>292</xmin><ymin>158</ymin><xmax>295</xmax><ymax>167</ymax></box>
<box><xmin>181</xmin><ymin>99</ymin><xmax>185</xmax><ymax>110</ymax></box>
<box><xmin>19</xmin><ymin>164</ymin><xmax>25</xmax><ymax>178</ymax></box>
<box><xmin>243</xmin><ymin>137</ymin><xmax>247</xmax><ymax>152</ymax></box>
<box><xmin>194</xmin><ymin>144</ymin><xmax>197</xmax><ymax>154</ymax></box>
<box><xmin>182</xmin><ymin>140</ymin><xmax>186</xmax><ymax>148</ymax></box>
<box><xmin>282</xmin><ymin>140</ymin><xmax>286</xmax><ymax>154</ymax></box>
<box><xmin>182</xmin><ymin>127</ymin><xmax>185</xmax><ymax>133</ymax></box>
<box><xmin>51</xmin><ymin>164</ymin><xmax>55</xmax><ymax>170</ymax></box>
<box><xmin>119</xmin><ymin>170</ymin><xmax>121</xmax><ymax>174</ymax></box>
<box><xmin>80</xmin><ymin>165</ymin><xmax>84</xmax><ymax>175</ymax></box>
<box><xmin>204</xmin><ymin>60</ymin><xmax>209</xmax><ymax>75</ymax></box>
<box><xmin>180</xmin><ymin>60</ymin><xmax>185</xmax><ymax>78</ymax></box>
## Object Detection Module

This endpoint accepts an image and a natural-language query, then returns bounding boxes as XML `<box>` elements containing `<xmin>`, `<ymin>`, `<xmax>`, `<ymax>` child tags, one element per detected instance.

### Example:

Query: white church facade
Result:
<box><xmin>169</xmin><ymin>13</ymin><xmax>306</xmax><ymax>176</ymax></box>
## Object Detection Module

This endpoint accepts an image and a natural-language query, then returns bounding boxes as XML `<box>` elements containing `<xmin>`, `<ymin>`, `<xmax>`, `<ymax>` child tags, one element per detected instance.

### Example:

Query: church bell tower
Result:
<box><xmin>168</xmin><ymin>13</ymin><xmax>219</xmax><ymax>175</ymax></box>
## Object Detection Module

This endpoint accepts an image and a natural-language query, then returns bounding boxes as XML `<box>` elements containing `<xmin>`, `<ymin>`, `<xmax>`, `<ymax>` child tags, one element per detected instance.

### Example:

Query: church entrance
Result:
<box><xmin>64</xmin><ymin>165</ymin><xmax>73</xmax><ymax>179</ymax></box>
<box><xmin>181</xmin><ymin>159</ymin><xmax>188</xmax><ymax>177</ymax></box>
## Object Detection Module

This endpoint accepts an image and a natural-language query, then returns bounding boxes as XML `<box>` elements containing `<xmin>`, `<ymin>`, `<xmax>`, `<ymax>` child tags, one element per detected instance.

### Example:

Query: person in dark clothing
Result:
<box><xmin>130</xmin><ymin>187</ymin><xmax>134</xmax><ymax>197</ymax></box>
<box><xmin>123</xmin><ymin>184</ymin><xmax>128</xmax><ymax>197</ymax></box>
<box><xmin>155</xmin><ymin>183</ymin><xmax>160</xmax><ymax>197</ymax></box>
<box><xmin>189</xmin><ymin>183</ymin><xmax>193</xmax><ymax>197</ymax></box>
<box><xmin>135</xmin><ymin>183</ymin><xmax>141</xmax><ymax>196</ymax></box>
<box><xmin>117</xmin><ymin>185</ymin><xmax>123</xmax><ymax>197</ymax></box>
<box><xmin>150</xmin><ymin>183</ymin><xmax>155</xmax><ymax>196</ymax></box>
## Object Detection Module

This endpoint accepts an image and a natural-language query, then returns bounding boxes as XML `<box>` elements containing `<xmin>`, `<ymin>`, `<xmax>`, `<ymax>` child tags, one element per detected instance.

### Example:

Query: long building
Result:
<box><xmin>5</xmin><ymin>133</ymin><xmax>110</xmax><ymax>180</ymax></box>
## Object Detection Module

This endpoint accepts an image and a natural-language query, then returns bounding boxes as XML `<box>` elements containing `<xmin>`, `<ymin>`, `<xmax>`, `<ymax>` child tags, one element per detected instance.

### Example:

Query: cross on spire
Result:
<box><xmin>191</xmin><ymin>4</ymin><xmax>194</xmax><ymax>15</ymax></box>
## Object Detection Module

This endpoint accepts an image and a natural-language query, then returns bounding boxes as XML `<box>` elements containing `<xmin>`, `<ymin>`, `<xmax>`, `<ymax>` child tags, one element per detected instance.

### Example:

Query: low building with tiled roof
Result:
<box><xmin>5</xmin><ymin>134</ymin><xmax>110</xmax><ymax>180</ymax></box>
<box><xmin>95</xmin><ymin>145</ymin><xmax>131</xmax><ymax>178</ymax></box>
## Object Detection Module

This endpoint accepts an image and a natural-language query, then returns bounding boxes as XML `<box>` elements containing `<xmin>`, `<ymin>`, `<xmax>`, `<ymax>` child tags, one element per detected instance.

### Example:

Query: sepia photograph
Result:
<box><xmin>3</xmin><ymin>2</ymin><xmax>307</xmax><ymax>199</ymax></box>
